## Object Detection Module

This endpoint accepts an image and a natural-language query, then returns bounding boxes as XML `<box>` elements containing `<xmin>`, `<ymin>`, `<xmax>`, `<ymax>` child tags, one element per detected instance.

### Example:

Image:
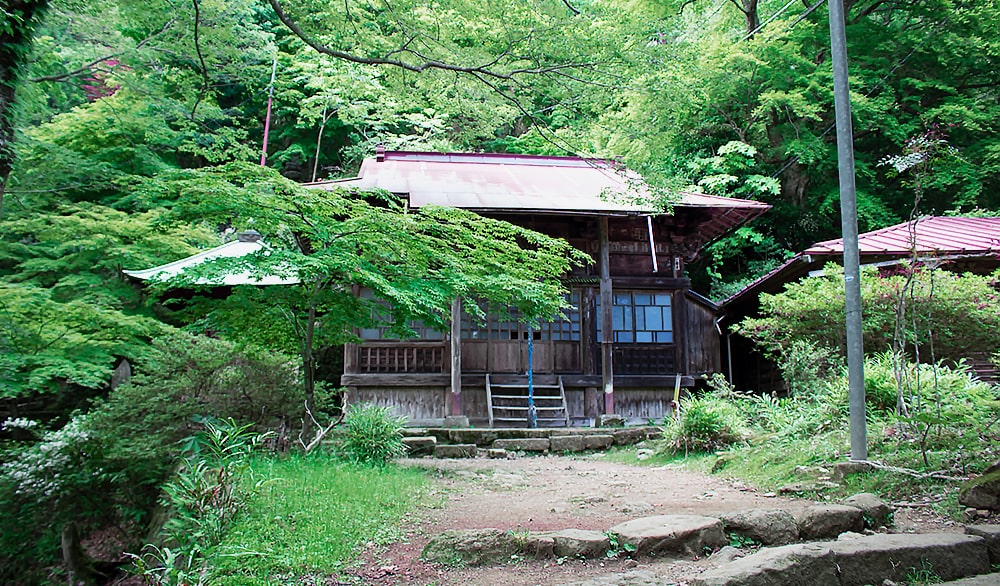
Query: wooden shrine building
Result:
<box><xmin>311</xmin><ymin>150</ymin><xmax>769</xmax><ymax>427</ymax></box>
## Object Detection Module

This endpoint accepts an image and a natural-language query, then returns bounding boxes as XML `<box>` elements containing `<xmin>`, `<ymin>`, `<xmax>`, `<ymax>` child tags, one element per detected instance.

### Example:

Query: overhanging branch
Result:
<box><xmin>268</xmin><ymin>0</ymin><xmax>592</xmax><ymax>80</ymax></box>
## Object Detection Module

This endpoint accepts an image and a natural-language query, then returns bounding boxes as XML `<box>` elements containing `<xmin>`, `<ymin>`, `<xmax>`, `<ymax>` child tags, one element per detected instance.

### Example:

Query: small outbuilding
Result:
<box><xmin>722</xmin><ymin>216</ymin><xmax>1000</xmax><ymax>392</ymax></box>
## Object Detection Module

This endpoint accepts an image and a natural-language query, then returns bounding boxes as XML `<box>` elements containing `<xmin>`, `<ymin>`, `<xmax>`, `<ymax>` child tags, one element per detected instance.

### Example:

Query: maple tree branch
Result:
<box><xmin>561</xmin><ymin>0</ymin><xmax>581</xmax><ymax>15</ymax></box>
<box><xmin>268</xmin><ymin>0</ymin><xmax>592</xmax><ymax>80</ymax></box>
<box><xmin>190</xmin><ymin>0</ymin><xmax>211</xmax><ymax>118</ymax></box>
<box><xmin>30</xmin><ymin>55</ymin><xmax>119</xmax><ymax>83</ymax></box>
<box><xmin>297</xmin><ymin>396</ymin><xmax>345</xmax><ymax>452</ymax></box>
<box><xmin>29</xmin><ymin>17</ymin><xmax>177</xmax><ymax>84</ymax></box>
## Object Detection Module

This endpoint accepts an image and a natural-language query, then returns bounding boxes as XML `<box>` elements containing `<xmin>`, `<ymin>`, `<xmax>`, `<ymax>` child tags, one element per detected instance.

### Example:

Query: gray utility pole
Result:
<box><xmin>828</xmin><ymin>0</ymin><xmax>867</xmax><ymax>461</ymax></box>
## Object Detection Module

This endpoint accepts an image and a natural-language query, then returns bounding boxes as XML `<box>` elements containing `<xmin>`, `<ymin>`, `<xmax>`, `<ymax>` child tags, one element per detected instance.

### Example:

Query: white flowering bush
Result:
<box><xmin>1</xmin><ymin>415</ymin><xmax>97</xmax><ymax>500</ymax></box>
<box><xmin>0</xmin><ymin>414</ymin><xmax>119</xmax><ymax>583</ymax></box>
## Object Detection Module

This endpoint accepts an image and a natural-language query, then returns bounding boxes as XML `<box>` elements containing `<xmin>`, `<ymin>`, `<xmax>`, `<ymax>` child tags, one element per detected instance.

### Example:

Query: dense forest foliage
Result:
<box><xmin>1</xmin><ymin>0</ymin><xmax>998</xmax><ymax>582</ymax></box>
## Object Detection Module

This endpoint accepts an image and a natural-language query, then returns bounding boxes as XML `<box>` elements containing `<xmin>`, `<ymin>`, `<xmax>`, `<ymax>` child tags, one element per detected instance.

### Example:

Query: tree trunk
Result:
<box><xmin>61</xmin><ymin>523</ymin><xmax>97</xmax><ymax>586</ymax></box>
<box><xmin>743</xmin><ymin>0</ymin><xmax>760</xmax><ymax>37</ymax></box>
<box><xmin>302</xmin><ymin>301</ymin><xmax>317</xmax><ymax>432</ymax></box>
<box><xmin>780</xmin><ymin>161</ymin><xmax>810</xmax><ymax>208</ymax></box>
<box><xmin>0</xmin><ymin>0</ymin><xmax>49</xmax><ymax>215</ymax></box>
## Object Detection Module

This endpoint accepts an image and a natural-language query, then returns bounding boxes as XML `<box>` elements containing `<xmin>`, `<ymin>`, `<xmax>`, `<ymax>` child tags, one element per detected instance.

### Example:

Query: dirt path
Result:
<box><xmin>348</xmin><ymin>454</ymin><xmax>955</xmax><ymax>586</ymax></box>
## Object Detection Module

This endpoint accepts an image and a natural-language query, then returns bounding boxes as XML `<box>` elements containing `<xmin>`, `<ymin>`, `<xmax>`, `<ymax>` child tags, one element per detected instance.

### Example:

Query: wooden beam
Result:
<box><xmin>341</xmin><ymin>373</ymin><xmax>450</xmax><ymax>386</ymax></box>
<box><xmin>599</xmin><ymin>216</ymin><xmax>615</xmax><ymax>414</ymax></box>
<box><xmin>450</xmin><ymin>297</ymin><xmax>462</xmax><ymax>416</ymax></box>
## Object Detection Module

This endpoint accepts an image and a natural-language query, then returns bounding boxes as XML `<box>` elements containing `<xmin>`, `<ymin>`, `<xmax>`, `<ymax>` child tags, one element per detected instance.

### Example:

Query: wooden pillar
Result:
<box><xmin>599</xmin><ymin>216</ymin><xmax>615</xmax><ymax>414</ymax></box>
<box><xmin>450</xmin><ymin>297</ymin><xmax>462</xmax><ymax>416</ymax></box>
<box><xmin>344</xmin><ymin>284</ymin><xmax>360</xmax><ymax>375</ymax></box>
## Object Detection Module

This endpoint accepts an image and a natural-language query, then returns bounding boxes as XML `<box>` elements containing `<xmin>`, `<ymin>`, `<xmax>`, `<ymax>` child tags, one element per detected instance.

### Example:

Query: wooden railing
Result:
<box><xmin>612</xmin><ymin>344</ymin><xmax>676</xmax><ymax>375</ymax></box>
<box><xmin>357</xmin><ymin>342</ymin><xmax>447</xmax><ymax>373</ymax></box>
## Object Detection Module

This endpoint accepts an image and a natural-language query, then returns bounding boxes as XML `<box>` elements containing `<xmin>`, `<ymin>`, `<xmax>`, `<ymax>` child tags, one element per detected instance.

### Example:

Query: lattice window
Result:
<box><xmin>357</xmin><ymin>289</ymin><xmax>445</xmax><ymax>340</ymax></box>
<box><xmin>597</xmin><ymin>291</ymin><xmax>673</xmax><ymax>343</ymax></box>
<box><xmin>460</xmin><ymin>293</ymin><xmax>581</xmax><ymax>341</ymax></box>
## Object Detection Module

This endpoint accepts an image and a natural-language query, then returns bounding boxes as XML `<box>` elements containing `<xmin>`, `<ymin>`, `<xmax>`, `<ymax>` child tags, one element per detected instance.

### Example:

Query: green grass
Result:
<box><xmin>599</xmin><ymin>444</ymin><xmax>716</xmax><ymax>472</ymax></box>
<box><xmin>687</xmin><ymin>424</ymin><xmax>978</xmax><ymax>515</ymax></box>
<box><xmin>207</xmin><ymin>453</ymin><xmax>426</xmax><ymax>583</ymax></box>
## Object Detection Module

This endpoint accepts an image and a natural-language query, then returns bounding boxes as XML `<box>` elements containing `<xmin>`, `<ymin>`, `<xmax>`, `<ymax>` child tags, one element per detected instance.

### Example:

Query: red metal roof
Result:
<box><xmin>311</xmin><ymin>151</ymin><xmax>770</xmax><ymax>216</ymax></box>
<box><xmin>806</xmin><ymin>216</ymin><xmax>1000</xmax><ymax>256</ymax></box>
<box><xmin>723</xmin><ymin>216</ymin><xmax>1000</xmax><ymax>310</ymax></box>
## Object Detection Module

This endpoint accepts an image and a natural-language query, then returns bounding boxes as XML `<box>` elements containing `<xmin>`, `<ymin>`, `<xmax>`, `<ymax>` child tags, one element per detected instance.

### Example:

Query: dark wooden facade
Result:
<box><xmin>343</xmin><ymin>213</ymin><xmax>730</xmax><ymax>425</ymax></box>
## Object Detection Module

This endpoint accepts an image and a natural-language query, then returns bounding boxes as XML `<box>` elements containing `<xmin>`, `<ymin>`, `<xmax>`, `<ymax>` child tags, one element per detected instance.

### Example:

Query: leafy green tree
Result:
<box><xmin>0</xmin><ymin>282</ymin><xmax>163</xmax><ymax>402</ymax></box>
<box><xmin>145</xmin><ymin>162</ymin><xmax>591</xmax><ymax>409</ymax></box>
<box><xmin>1</xmin><ymin>0</ymin><xmax>48</xmax><ymax>201</ymax></box>
<box><xmin>599</xmin><ymin>0</ymin><xmax>1000</xmax><ymax>288</ymax></box>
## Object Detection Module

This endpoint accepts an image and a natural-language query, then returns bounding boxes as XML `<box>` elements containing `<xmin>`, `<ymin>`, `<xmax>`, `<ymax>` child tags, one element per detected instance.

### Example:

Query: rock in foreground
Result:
<box><xmin>692</xmin><ymin>533</ymin><xmax>990</xmax><ymax>586</ymax></box>
<box><xmin>609</xmin><ymin>514</ymin><xmax>726</xmax><ymax>556</ymax></box>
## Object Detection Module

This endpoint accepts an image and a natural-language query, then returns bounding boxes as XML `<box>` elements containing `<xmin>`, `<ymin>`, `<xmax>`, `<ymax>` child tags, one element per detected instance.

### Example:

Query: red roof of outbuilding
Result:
<box><xmin>723</xmin><ymin>216</ymin><xmax>1000</xmax><ymax>311</ymax></box>
<box><xmin>805</xmin><ymin>216</ymin><xmax>1000</xmax><ymax>256</ymax></box>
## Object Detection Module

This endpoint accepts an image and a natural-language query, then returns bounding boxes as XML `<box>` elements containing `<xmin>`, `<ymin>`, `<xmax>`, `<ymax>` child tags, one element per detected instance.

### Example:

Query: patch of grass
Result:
<box><xmin>709</xmin><ymin>430</ymin><xmax>849</xmax><ymax>492</ymax></box>
<box><xmin>207</xmin><ymin>453</ymin><xmax>425</xmax><ymax>582</ymax></box>
<box><xmin>599</xmin><ymin>445</ymin><xmax>715</xmax><ymax>472</ymax></box>
<box><xmin>904</xmin><ymin>560</ymin><xmax>943</xmax><ymax>584</ymax></box>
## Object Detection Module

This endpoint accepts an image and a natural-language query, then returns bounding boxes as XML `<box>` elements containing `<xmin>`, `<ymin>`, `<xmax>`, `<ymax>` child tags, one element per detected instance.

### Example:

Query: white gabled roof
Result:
<box><xmin>123</xmin><ymin>232</ymin><xmax>300</xmax><ymax>286</ymax></box>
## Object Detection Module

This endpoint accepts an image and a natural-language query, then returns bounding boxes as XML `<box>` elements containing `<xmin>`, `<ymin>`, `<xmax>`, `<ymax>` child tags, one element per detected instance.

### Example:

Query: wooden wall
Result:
<box><xmin>349</xmin><ymin>386</ymin><xmax>449</xmax><ymax>426</ymax></box>
<box><xmin>682</xmin><ymin>292</ymin><xmax>721</xmax><ymax>375</ymax></box>
<box><xmin>614</xmin><ymin>387</ymin><xmax>678</xmax><ymax>423</ymax></box>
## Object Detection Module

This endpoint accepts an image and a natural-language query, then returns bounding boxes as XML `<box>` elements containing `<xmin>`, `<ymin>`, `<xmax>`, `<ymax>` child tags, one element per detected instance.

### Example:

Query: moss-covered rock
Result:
<box><xmin>959</xmin><ymin>469</ymin><xmax>1000</xmax><ymax>511</ymax></box>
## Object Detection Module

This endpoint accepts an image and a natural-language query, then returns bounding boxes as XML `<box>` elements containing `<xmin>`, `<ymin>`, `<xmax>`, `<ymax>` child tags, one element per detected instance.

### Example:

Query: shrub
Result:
<box><xmin>778</xmin><ymin>340</ymin><xmax>843</xmax><ymax>397</ymax></box>
<box><xmin>660</xmin><ymin>394</ymin><xmax>748</xmax><ymax>454</ymax></box>
<box><xmin>87</xmin><ymin>331</ymin><xmax>301</xmax><ymax>487</ymax></box>
<box><xmin>339</xmin><ymin>404</ymin><xmax>407</xmax><ymax>466</ymax></box>
<box><xmin>736</xmin><ymin>266</ymin><xmax>1000</xmax><ymax>366</ymax></box>
<box><xmin>0</xmin><ymin>332</ymin><xmax>302</xmax><ymax>582</ymax></box>
<box><xmin>0</xmin><ymin>414</ymin><xmax>117</xmax><ymax>583</ymax></box>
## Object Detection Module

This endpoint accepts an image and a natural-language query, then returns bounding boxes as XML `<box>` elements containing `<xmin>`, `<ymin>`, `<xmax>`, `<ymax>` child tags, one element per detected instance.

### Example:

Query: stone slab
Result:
<box><xmin>692</xmin><ymin>532</ymin><xmax>990</xmax><ymax>586</ymax></box>
<box><xmin>421</xmin><ymin>528</ymin><xmax>517</xmax><ymax>565</ymax></box>
<box><xmin>495</xmin><ymin>428</ymin><xmax>551</xmax><ymax>440</ymax></box>
<box><xmin>831</xmin><ymin>461</ymin><xmax>872</xmax><ymax>482</ymax></box>
<box><xmin>942</xmin><ymin>572</ymin><xmax>1000</xmax><ymax>585</ymax></box>
<box><xmin>965</xmin><ymin>524</ymin><xmax>1000</xmax><ymax>565</ymax></box>
<box><xmin>555</xmin><ymin>570</ymin><xmax>662</xmax><ymax>586</ymax></box>
<box><xmin>960</xmin><ymin>469</ymin><xmax>1000</xmax><ymax>511</ymax></box>
<box><xmin>599</xmin><ymin>414</ymin><xmax>626</xmax><ymax>428</ymax></box>
<box><xmin>447</xmin><ymin>428</ymin><xmax>499</xmax><ymax>446</ymax></box>
<box><xmin>584</xmin><ymin>434</ymin><xmax>615</xmax><ymax>450</ymax></box>
<box><xmin>612</xmin><ymin>428</ymin><xmax>647</xmax><ymax>445</ymax></box>
<box><xmin>433</xmin><ymin>443</ymin><xmax>478</xmax><ymax>458</ymax></box>
<box><xmin>841</xmin><ymin>493</ymin><xmax>893</xmax><ymax>528</ymax></box>
<box><xmin>721</xmin><ymin>508</ymin><xmax>798</xmax><ymax>545</ymax></box>
<box><xmin>829</xmin><ymin>533</ymin><xmax>989</xmax><ymax>585</ymax></box>
<box><xmin>442</xmin><ymin>415</ymin><xmax>470</xmax><ymax>428</ymax></box>
<box><xmin>796</xmin><ymin>504</ymin><xmax>864</xmax><ymax>540</ymax></box>
<box><xmin>493</xmin><ymin>438</ymin><xmax>550</xmax><ymax>452</ymax></box>
<box><xmin>549</xmin><ymin>528</ymin><xmax>611</xmax><ymax>558</ymax></box>
<box><xmin>550</xmin><ymin>435</ymin><xmax>588</xmax><ymax>452</ymax></box>
<box><xmin>402</xmin><ymin>436</ymin><xmax>436</xmax><ymax>455</ymax></box>
<box><xmin>692</xmin><ymin>543</ymin><xmax>839</xmax><ymax>586</ymax></box>
<box><xmin>609</xmin><ymin>514</ymin><xmax>726</xmax><ymax>557</ymax></box>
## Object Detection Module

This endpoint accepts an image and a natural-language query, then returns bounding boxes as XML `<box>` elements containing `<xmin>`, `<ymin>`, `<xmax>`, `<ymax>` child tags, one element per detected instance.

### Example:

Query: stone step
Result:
<box><xmin>691</xmin><ymin>533</ymin><xmax>991</xmax><ymax>586</ymax></box>
<box><xmin>433</xmin><ymin>443</ymin><xmax>477</xmax><ymax>458</ymax></box>
<box><xmin>609</xmin><ymin>514</ymin><xmax>726</xmax><ymax>557</ymax></box>
<box><xmin>941</xmin><ymin>572</ymin><xmax>1000</xmax><ymax>585</ymax></box>
<box><xmin>401</xmin><ymin>435</ymin><xmax>436</xmax><ymax>456</ymax></box>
